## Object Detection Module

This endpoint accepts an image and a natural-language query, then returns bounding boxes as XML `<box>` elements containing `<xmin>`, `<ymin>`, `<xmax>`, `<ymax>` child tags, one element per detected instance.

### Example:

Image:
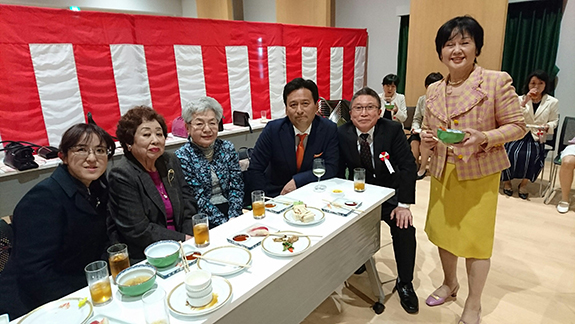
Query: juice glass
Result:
<box><xmin>354</xmin><ymin>168</ymin><xmax>366</xmax><ymax>192</ymax></box>
<box><xmin>85</xmin><ymin>260</ymin><xmax>113</xmax><ymax>306</ymax></box>
<box><xmin>192</xmin><ymin>214</ymin><xmax>210</xmax><ymax>248</ymax></box>
<box><xmin>251</xmin><ymin>190</ymin><xmax>266</xmax><ymax>219</ymax></box>
<box><xmin>107</xmin><ymin>243</ymin><xmax>130</xmax><ymax>283</ymax></box>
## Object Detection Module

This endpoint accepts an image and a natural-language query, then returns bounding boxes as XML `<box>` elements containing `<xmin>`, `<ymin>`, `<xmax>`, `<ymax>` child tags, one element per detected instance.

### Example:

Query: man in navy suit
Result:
<box><xmin>338</xmin><ymin>87</ymin><xmax>418</xmax><ymax>314</ymax></box>
<box><xmin>246</xmin><ymin>78</ymin><xmax>339</xmax><ymax>197</ymax></box>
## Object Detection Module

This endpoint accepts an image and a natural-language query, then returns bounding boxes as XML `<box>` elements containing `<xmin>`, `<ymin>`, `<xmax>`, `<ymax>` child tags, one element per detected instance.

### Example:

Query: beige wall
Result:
<box><xmin>196</xmin><ymin>0</ymin><xmax>234</xmax><ymax>20</ymax></box>
<box><xmin>405</xmin><ymin>0</ymin><xmax>508</xmax><ymax>106</ymax></box>
<box><xmin>276</xmin><ymin>0</ymin><xmax>335</xmax><ymax>27</ymax></box>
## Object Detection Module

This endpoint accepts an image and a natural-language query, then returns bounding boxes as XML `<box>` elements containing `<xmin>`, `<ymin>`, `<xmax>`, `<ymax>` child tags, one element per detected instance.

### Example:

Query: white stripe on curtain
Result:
<box><xmin>226</xmin><ymin>46</ymin><xmax>252</xmax><ymax>116</ymax></box>
<box><xmin>267</xmin><ymin>46</ymin><xmax>286</xmax><ymax>119</ymax></box>
<box><xmin>174</xmin><ymin>45</ymin><xmax>206</xmax><ymax>113</ymax></box>
<box><xmin>29</xmin><ymin>43</ymin><xmax>84</xmax><ymax>147</ymax></box>
<box><xmin>353</xmin><ymin>46</ymin><xmax>367</xmax><ymax>94</ymax></box>
<box><xmin>301</xmin><ymin>47</ymin><xmax>317</xmax><ymax>83</ymax></box>
<box><xmin>330</xmin><ymin>47</ymin><xmax>344</xmax><ymax>100</ymax></box>
<box><xmin>110</xmin><ymin>44</ymin><xmax>152</xmax><ymax>115</ymax></box>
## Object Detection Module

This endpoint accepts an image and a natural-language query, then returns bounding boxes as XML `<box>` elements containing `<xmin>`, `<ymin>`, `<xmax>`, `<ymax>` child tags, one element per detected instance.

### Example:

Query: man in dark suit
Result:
<box><xmin>338</xmin><ymin>87</ymin><xmax>418</xmax><ymax>314</ymax></box>
<box><xmin>246</xmin><ymin>78</ymin><xmax>339</xmax><ymax>197</ymax></box>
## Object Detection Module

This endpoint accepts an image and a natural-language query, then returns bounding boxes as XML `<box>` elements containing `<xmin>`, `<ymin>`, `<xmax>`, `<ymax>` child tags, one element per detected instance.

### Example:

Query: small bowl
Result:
<box><xmin>144</xmin><ymin>240</ymin><xmax>180</xmax><ymax>268</ymax></box>
<box><xmin>186</xmin><ymin>284</ymin><xmax>213</xmax><ymax>298</ymax></box>
<box><xmin>437</xmin><ymin>128</ymin><xmax>465</xmax><ymax>144</ymax></box>
<box><xmin>182</xmin><ymin>243</ymin><xmax>201</xmax><ymax>261</ymax></box>
<box><xmin>331</xmin><ymin>189</ymin><xmax>344</xmax><ymax>198</ymax></box>
<box><xmin>184</xmin><ymin>270</ymin><xmax>212</xmax><ymax>291</ymax></box>
<box><xmin>384</xmin><ymin>103</ymin><xmax>395</xmax><ymax>111</ymax></box>
<box><xmin>116</xmin><ymin>264</ymin><xmax>156</xmax><ymax>296</ymax></box>
<box><xmin>232</xmin><ymin>233</ymin><xmax>251</xmax><ymax>242</ymax></box>
<box><xmin>187</xmin><ymin>292</ymin><xmax>214</xmax><ymax>307</ymax></box>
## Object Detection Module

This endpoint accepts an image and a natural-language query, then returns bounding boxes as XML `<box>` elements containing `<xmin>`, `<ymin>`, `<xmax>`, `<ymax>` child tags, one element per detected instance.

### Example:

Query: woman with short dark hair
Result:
<box><xmin>420</xmin><ymin>16</ymin><xmax>526</xmax><ymax>323</ymax></box>
<box><xmin>0</xmin><ymin>123</ymin><xmax>114</xmax><ymax>318</ymax></box>
<box><xmin>379</xmin><ymin>73</ymin><xmax>407</xmax><ymax>124</ymax></box>
<box><xmin>501</xmin><ymin>70</ymin><xmax>559</xmax><ymax>199</ymax></box>
<box><xmin>108</xmin><ymin>106</ymin><xmax>198</xmax><ymax>261</ymax></box>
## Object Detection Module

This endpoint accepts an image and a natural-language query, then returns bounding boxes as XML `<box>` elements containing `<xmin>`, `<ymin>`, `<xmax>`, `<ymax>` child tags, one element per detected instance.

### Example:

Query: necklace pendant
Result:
<box><xmin>163</xmin><ymin>193</ymin><xmax>168</xmax><ymax>199</ymax></box>
<box><xmin>446</xmin><ymin>86</ymin><xmax>453</xmax><ymax>95</ymax></box>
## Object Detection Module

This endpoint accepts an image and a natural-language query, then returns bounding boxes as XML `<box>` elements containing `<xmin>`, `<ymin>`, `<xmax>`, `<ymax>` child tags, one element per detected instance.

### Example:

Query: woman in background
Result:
<box><xmin>379</xmin><ymin>73</ymin><xmax>408</xmax><ymax>124</ymax></box>
<box><xmin>108</xmin><ymin>106</ymin><xmax>197</xmax><ymax>261</ymax></box>
<box><xmin>420</xmin><ymin>16</ymin><xmax>526</xmax><ymax>323</ymax></box>
<box><xmin>0</xmin><ymin>124</ymin><xmax>114</xmax><ymax>318</ymax></box>
<box><xmin>410</xmin><ymin>72</ymin><xmax>443</xmax><ymax>179</ymax></box>
<box><xmin>175</xmin><ymin>97</ymin><xmax>244</xmax><ymax>227</ymax></box>
<box><xmin>501</xmin><ymin>70</ymin><xmax>559</xmax><ymax>199</ymax></box>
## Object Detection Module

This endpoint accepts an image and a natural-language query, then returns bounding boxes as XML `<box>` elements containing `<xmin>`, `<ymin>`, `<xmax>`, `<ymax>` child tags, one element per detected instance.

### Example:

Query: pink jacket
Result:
<box><xmin>423</xmin><ymin>66</ymin><xmax>527</xmax><ymax>180</ymax></box>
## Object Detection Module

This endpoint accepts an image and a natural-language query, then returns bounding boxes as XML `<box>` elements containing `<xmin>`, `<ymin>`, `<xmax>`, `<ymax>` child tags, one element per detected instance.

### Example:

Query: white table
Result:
<box><xmin>12</xmin><ymin>178</ymin><xmax>394</xmax><ymax>324</ymax></box>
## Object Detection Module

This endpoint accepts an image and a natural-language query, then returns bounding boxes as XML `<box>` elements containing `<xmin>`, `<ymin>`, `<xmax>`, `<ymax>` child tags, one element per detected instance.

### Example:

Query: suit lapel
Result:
<box><xmin>280</xmin><ymin>119</ymin><xmax>297</xmax><ymax>173</ymax></box>
<box><xmin>373</xmin><ymin>121</ymin><xmax>386</xmax><ymax>176</ymax></box>
<box><xmin>345</xmin><ymin>123</ymin><xmax>361</xmax><ymax>167</ymax></box>
<box><xmin>131</xmin><ymin>158</ymin><xmax>167</xmax><ymax>218</ymax></box>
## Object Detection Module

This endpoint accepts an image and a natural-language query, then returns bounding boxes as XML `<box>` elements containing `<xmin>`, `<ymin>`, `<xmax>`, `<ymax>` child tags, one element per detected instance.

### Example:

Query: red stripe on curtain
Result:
<box><xmin>145</xmin><ymin>46</ymin><xmax>182</xmax><ymax>131</ymax></box>
<box><xmin>74</xmin><ymin>45</ymin><xmax>121</xmax><ymax>136</ymax></box>
<box><xmin>342</xmin><ymin>46</ymin><xmax>356</xmax><ymax>100</ymax></box>
<box><xmin>248</xmin><ymin>45</ymin><xmax>270</xmax><ymax>119</ymax></box>
<box><xmin>0</xmin><ymin>44</ymin><xmax>48</xmax><ymax>145</ymax></box>
<box><xmin>202</xmin><ymin>46</ymin><xmax>232</xmax><ymax>122</ymax></box>
<box><xmin>286</xmin><ymin>47</ymin><xmax>302</xmax><ymax>85</ymax></box>
<box><xmin>317</xmin><ymin>47</ymin><xmax>331</xmax><ymax>99</ymax></box>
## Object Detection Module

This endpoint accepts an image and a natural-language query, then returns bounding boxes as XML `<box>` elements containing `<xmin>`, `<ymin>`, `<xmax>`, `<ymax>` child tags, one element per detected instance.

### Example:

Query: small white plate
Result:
<box><xmin>226</xmin><ymin>223</ymin><xmax>278</xmax><ymax>250</ymax></box>
<box><xmin>18</xmin><ymin>298</ymin><xmax>93</xmax><ymax>324</ymax></box>
<box><xmin>283</xmin><ymin>207</ymin><xmax>325</xmax><ymax>226</ymax></box>
<box><xmin>197</xmin><ymin>245</ymin><xmax>251</xmax><ymax>276</ymax></box>
<box><xmin>265</xmin><ymin>196</ymin><xmax>299</xmax><ymax>214</ymax></box>
<box><xmin>167</xmin><ymin>276</ymin><xmax>232</xmax><ymax>317</ymax></box>
<box><xmin>261</xmin><ymin>231</ymin><xmax>311</xmax><ymax>257</ymax></box>
<box><xmin>87</xmin><ymin>315</ymin><xmax>132</xmax><ymax>324</ymax></box>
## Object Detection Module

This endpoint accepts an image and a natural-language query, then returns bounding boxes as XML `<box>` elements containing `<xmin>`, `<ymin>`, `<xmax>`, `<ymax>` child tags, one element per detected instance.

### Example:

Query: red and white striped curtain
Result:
<box><xmin>0</xmin><ymin>5</ymin><xmax>367</xmax><ymax>147</ymax></box>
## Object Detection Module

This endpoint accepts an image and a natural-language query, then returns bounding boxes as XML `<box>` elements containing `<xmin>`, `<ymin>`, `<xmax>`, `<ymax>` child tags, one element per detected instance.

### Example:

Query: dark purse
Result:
<box><xmin>1</xmin><ymin>141</ymin><xmax>39</xmax><ymax>171</ymax></box>
<box><xmin>233</xmin><ymin>111</ymin><xmax>253</xmax><ymax>133</ymax></box>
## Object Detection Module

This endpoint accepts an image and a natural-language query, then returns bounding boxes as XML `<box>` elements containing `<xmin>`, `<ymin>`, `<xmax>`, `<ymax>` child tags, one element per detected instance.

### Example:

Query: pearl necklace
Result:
<box><xmin>448</xmin><ymin>78</ymin><xmax>465</xmax><ymax>86</ymax></box>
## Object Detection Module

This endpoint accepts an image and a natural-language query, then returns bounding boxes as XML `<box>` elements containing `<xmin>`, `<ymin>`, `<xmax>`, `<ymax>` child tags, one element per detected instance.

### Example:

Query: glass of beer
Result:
<box><xmin>192</xmin><ymin>214</ymin><xmax>210</xmax><ymax>248</ymax></box>
<box><xmin>251</xmin><ymin>190</ymin><xmax>266</xmax><ymax>219</ymax></box>
<box><xmin>107</xmin><ymin>243</ymin><xmax>130</xmax><ymax>284</ymax></box>
<box><xmin>354</xmin><ymin>168</ymin><xmax>366</xmax><ymax>192</ymax></box>
<box><xmin>142</xmin><ymin>287</ymin><xmax>170</xmax><ymax>324</ymax></box>
<box><xmin>85</xmin><ymin>260</ymin><xmax>113</xmax><ymax>306</ymax></box>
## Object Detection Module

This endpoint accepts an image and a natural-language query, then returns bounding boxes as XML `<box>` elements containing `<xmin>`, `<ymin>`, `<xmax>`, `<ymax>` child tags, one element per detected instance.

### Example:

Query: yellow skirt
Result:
<box><xmin>425</xmin><ymin>163</ymin><xmax>500</xmax><ymax>259</ymax></box>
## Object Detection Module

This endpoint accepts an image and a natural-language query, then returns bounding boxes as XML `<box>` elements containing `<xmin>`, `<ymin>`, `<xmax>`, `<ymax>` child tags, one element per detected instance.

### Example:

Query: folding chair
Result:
<box><xmin>539</xmin><ymin>115</ymin><xmax>558</xmax><ymax>197</ymax></box>
<box><xmin>543</xmin><ymin>116</ymin><xmax>575</xmax><ymax>204</ymax></box>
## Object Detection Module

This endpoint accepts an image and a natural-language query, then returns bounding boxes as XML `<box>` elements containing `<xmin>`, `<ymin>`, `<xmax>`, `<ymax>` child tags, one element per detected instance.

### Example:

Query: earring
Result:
<box><xmin>127</xmin><ymin>144</ymin><xmax>132</xmax><ymax>151</ymax></box>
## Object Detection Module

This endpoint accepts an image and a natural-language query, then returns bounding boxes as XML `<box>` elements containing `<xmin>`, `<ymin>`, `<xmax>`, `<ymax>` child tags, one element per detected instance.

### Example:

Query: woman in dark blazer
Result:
<box><xmin>108</xmin><ymin>106</ymin><xmax>198</xmax><ymax>261</ymax></box>
<box><xmin>0</xmin><ymin>124</ymin><xmax>115</xmax><ymax>318</ymax></box>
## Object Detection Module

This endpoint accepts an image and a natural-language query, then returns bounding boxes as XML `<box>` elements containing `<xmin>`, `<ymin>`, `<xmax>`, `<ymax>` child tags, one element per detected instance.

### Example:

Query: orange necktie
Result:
<box><xmin>296</xmin><ymin>133</ymin><xmax>307</xmax><ymax>172</ymax></box>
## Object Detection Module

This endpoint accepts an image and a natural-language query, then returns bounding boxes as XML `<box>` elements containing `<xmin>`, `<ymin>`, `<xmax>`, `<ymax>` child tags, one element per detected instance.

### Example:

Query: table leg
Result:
<box><xmin>365</xmin><ymin>257</ymin><xmax>386</xmax><ymax>314</ymax></box>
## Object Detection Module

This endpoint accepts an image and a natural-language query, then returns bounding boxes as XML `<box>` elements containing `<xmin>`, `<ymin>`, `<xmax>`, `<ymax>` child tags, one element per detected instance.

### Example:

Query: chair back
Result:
<box><xmin>544</xmin><ymin>114</ymin><xmax>559</xmax><ymax>151</ymax></box>
<box><xmin>557</xmin><ymin>116</ymin><xmax>575</xmax><ymax>156</ymax></box>
<box><xmin>0</xmin><ymin>219</ymin><xmax>13</xmax><ymax>273</ymax></box>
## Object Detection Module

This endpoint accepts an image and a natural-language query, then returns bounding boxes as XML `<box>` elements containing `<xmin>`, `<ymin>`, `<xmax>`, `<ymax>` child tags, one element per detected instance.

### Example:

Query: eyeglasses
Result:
<box><xmin>190</xmin><ymin>122</ymin><xmax>219</xmax><ymax>130</ymax></box>
<box><xmin>351</xmin><ymin>105</ymin><xmax>379</xmax><ymax>112</ymax></box>
<box><xmin>71</xmin><ymin>146</ymin><xmax>109</xmax><ymax>158</ymax></box>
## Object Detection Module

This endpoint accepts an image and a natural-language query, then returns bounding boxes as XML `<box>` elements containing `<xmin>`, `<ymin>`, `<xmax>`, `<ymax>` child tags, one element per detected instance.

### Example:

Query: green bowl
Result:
<box><xmin>144</xmin><ymin>240</ymin><xmax>180</xmax><ymax>268</ymax></box>
<box><xmin>437</xmin><ymin>128</ymin><xmax>465</xmax><ymax>144</ymax></box>
<box><xmin>116</xmin><ymin>264</ymin><xmax>157</xmax><ymax>296</ymax></box>
<box><xmin>384</xmin><ymin>104</ymin><xmax>395</xmax><ymax>111</ymax></box>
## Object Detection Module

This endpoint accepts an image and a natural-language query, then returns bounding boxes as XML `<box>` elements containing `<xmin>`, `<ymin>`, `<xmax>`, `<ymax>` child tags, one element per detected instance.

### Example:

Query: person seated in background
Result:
<box><xmin>338</xmin><ymin>87</ymin><xmax>418</xmax><ymax>314</ymax></box>
<box><xmin>175</xmin><ymin>97</ymin><xmax>244</xmax><ymax>226</ymax></box>
<box><xmin>557</xmin><ymin>139</ymin><xmax>575</xmax><ymax>213</ymax></box>
<box><xmin>501</xmin><ymin>70</ymin><xmax>559</xmax><ymax>199</ymax></box>
<box><xmin>246</xmin><ymin>78</ymin><xmax>339</xmax><ymax>197</ymax></box>
<box><xmin>108</xmin><ymin>106</ymin><xmax>197</xmax><ymax>262</ymax></box>
<box><xmin>379</xmin><ymin>73</ymin><xmax>407</xmax><ymax>125</ymax></box>
<box><xmin>0</xmin><ymin>124</ymin><xmax>115</xmax><ymax>318</ymax></box>
<box><xmin>410</xmin><ymin>72</ymin><xmax>444</xmax><ymax>180</ymax></box>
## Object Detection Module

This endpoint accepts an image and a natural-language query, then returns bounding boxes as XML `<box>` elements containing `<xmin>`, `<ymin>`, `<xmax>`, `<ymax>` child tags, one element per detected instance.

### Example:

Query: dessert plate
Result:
<box><xmin>283</xmin><ymin>207</ymin><xmax>325</xmax><ymax>226</ymax></box>
<box><xmin>197</xmin><ymin>245</ymin><xmax>252</xmax><ymax>276</ymax></box>
<box><xmin>18</xmin><ymin>297</ymin><xmax>93</xmax><ymax>324</ymax></box>
<box><xmin>261</xmin><ymin>231</ymin><xmax>311</xmax><ymax>257</ymax></box>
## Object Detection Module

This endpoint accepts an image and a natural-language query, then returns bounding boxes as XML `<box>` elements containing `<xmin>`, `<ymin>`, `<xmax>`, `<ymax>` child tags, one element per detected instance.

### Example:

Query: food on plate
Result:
<box><xmin>265</xmin><ymin>202</ymin><xmax>276</xmax><ymax>208</ymax></box>
<box><xmin>273</xmin><ymin>235</ymin><xmax>299</xmax><ymax>253</ymax></box>
<box><xmin>185</xmin><ymin>251</ymin><xmax>202</xmax><ymax>260</ymax></box>
<box><xmin>247</xmin><ymin>226</ymin><xmax>269</xmax><ymax>237</ymax></box>
<box><xmin>123</xmin><ymin>275</ymin><xmax>152</xmax><ymax>286</ymax></box>
<box><xmin>89</xmin><ymin>318</ymin><xmax>109</xmax><ymax>324</ymax></box>
<box><xmin>232</xmin><ymin>234</ymin><xmax>250</xmax><ymax>242</ymax></box>
<box><xmin>345</xmin><ymin>201</ymin><xmax>358</xmax><ymax>207</ymax></box>
<box><xmin>292</xmin><ymin>204</ymin><xmax>315</xmax><ymax>223</ymax></box>
<box><xmin>58</xmin><ymin>302</ymin><xmax>70</xmax><ymax>309</ymax></box>
<box><xmin>78</xmin><ymin>297</ymin><xmax>88</xmax><ymax>307</ymax></box>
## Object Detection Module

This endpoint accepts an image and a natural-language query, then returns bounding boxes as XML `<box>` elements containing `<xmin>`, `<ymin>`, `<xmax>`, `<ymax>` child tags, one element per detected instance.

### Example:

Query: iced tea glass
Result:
<box><xmin>192</xmin><ymin>214</ymin><xmax>210</xmax><ymax>248</ymax></box>
<box><xmin>107</xmin><ymin>243</ymin><xmax>130</xmax><ymax>283</ymax></box>
<box><xmin>354</xmin><ymin>168</ymin><xmax>366</xmax><ymax>192</ymax></box>
<box><xmin>85</xmin><ymin>260</ymin><xmax>113</xmax><ymax>306</ymax></box>
<box><xmin>251</xmin><ymin>190</ymin><xmax>266</xmax><ymax>219</ymax></box>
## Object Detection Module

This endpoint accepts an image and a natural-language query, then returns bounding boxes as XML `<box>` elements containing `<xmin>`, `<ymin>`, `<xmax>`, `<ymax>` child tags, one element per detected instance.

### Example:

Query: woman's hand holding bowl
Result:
<box><xmin>420</xmin><ymin>130</ymin><xmax>438</xmax><ymax>152</ymax></box>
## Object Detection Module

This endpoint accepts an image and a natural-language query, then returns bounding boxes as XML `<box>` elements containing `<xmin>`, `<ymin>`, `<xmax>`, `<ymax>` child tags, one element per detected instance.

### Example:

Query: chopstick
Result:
<box><xmin>267</xmin><ymin>233</ymin><xmax>323</xmax><ymax>238</ymax></box>
<box><xmin>263</xmin><ymin>195</ymin><xmax>295</xmax><ymax>205</ymax></box>
<box><xmin>196</xmin><ymin>255</ymin><xmax>251</xmax><ymax>268</ymax></box>
<box><xmin>322</xmin><ymin>199</ymin><xmax>364</xmax><ymax>213</ymax></box>
<box><xmin>431</xmin><ymin>136</ymin><xmax>454</xmax><ymax>150</ymax></box>
<box><xmin>178</xmin><ymin>241</ymin><xmax>190</xmax><ymax>273</ymax></box>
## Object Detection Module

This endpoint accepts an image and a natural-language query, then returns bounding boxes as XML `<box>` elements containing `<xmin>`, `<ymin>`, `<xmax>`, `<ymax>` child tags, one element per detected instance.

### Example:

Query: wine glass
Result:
<box><xmin>313</xmin><ymin>158</ymin><xmax>326</xmax><ymax>192</ymax></box>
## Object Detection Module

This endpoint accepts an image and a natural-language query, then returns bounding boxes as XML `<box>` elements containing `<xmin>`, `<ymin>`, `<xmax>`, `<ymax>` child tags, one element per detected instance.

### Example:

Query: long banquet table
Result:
<box><xmin>12</xmin><ymin>178</ymin><xmax>394</xmax><ymax>324</ymax></box>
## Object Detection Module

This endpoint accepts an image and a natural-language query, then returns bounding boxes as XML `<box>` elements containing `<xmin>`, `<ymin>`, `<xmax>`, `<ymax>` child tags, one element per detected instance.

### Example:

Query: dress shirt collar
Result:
<box><xmin>356</xmin><ymin>126</ymin><xmax>375</xmax><ymax>144</ymax></box>
<box><xmin>294</xmin><ymin>123</ymin><xmax>312</xmax><ymax>136</ymax></box>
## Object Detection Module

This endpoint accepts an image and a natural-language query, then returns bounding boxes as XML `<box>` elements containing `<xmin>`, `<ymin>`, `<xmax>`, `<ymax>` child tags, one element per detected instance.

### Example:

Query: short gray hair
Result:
<box><xmin>182</xmin><ymin>97</ymin><xmax>224</xmax><ymax>123</ymax></box>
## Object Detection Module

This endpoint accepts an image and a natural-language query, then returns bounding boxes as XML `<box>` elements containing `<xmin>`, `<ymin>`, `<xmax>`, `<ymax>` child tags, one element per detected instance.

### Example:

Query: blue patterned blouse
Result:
<box><xmin>175</xmin><ymin>138</ymin><xmax>244</xmax><ymax>227</ymax></box>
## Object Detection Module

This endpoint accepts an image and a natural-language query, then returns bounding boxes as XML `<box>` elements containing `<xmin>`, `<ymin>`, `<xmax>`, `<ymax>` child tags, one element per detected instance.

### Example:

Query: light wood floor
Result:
<box><xmin>303</xmin><ymin>164</ymin><xmax>575</xmax><ymax>324</ymax></box>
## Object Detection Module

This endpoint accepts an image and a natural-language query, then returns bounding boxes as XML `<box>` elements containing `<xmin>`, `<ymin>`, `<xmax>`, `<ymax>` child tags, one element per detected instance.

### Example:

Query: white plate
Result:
<box><xmin>283</xmin><ymin>206</ymin><xmax>325</xmax><ymax>226</ymax></box>
<box><xmin>18</xmin><ymin>297</ymin><xmax>93</xmax><ymax>324</ymax></box>
<box><xmin>197</xmin><ymin>245</ymin><xmax>251</xmax><ymax>276</ymax></box>
<box><xmin>261</xmin><ymin>231</ymin><xmax>311</xmax><ymax>257</ymax></box>
<box><xmin>167</xmin><ymin>276</ymin><xmax>232</xmax><ymax>317</ymax></box>
<box><xmin>265</xmin><ymin>196</ymin><xmax>299</xmax><ymax>214</ymax></box>
<box><xmin>226</xmin><ymin>223</ymin><xmax>279</xmax><ymax>250</ymax></box>
<box><xmin>87</xmin><ymin>315</ymin><xmax>132</xmax><ymax>324</ymax></box>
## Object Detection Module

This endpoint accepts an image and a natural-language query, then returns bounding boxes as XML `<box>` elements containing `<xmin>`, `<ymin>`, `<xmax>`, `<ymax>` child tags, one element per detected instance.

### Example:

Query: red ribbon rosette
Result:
<box><xmin>379</xmin><ymin>151</ymin><xmax>395</xmax><ymax>174</ymax></box>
